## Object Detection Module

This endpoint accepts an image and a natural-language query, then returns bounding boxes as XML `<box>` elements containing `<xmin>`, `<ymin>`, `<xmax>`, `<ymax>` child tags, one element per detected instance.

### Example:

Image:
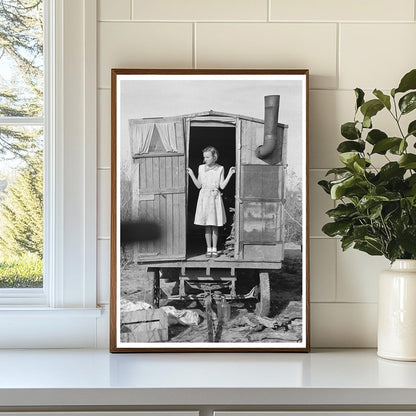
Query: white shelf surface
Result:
<box><xmin>0</xmin><ymin>349</ymin><xmax>416</xmax><ymax>407</ymax></box>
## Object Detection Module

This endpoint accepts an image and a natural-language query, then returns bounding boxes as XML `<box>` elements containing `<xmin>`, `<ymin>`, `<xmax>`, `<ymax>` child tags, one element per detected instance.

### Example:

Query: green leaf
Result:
<box><xmin>353</xmin><ymin>158</ymin><xmax>366</xmax><ymax>174</ymax></box>
<box><xmin>398</xmin><ymin>227</ymin><xmax>416</xmax><ymax>255</ymax></box>
<box><xmin>366</xmin><ymin>129</ymin><xmax>387</xmax><ymax>145</ymax></box>
<box><xmin>390</xmin><ymin>139</ymin><xmax>408</xmax><ymax>155</ymax></box>
<box><xmin>339</xmin><ymin>152</ymin><xmax>360</xmax><ymax>167</ymax></box>
<box><xmin>337</xmin><ymin>140</ymin><xmax>365</xmax><ymax>153</ymax></box>
<box><xmin>407</xmin><ymin>120</ymin><xmax>416</xmax><ymax>138</ymax></box>
<box><xmin>399</xmin><ymin>154</ymin><xmax>416</xmax><ymax>169</ymax></box>
<box><xmin>354</xmin><ymin>241</ymin><xmax>383</xmax><ymax>256</ymax></box>
<box><xmin>322</xmin><ymin>221</ymin><xmax>351</xmax><ymax>237</ymax></box>
<box><xmin>326</xmin><ymin>203</ymin><xmax>357</xmax><ymax>220</ymax></box>
<box><xmin>341</xmin><ymin>235</ymin><xmax>355</xmax><ymax>251</ymax></box>
<box><xmin>369</xmin><ymin>203</ymin><xmax>383</xmax><ymax>220</ymax></box>
<box><xmin>360</xmin><ymin>99</ymin><xmax>384</xmax><ymax>119</ymax></box>
<box><xmin>341</xmin><ymin>122</ymin><xmax>360</xmax><ymax>140</ymax></box>
<box><xmin>386</xmin><ymin>240</ymin><xmax>402</xmax><ymax>262</ymax></box>
<box><xmin>373</xmin><ymin>89</ymin><xmax>391</xmax><ymax>110</ymax></box>
<box><xmin>357</xmin><ymin>195</ymin><xmax>389</xmax><ymax>211</ymax></box>
<box><xmin>355</xmin><ymin>88</ymin><xmax>365</xmax><ymax>110</ymax></box>
<box><xmin>325</xmin><ymin>167</ymin><xmax>351</xmax><ymax>176</ymax></box>
<box><xmin>337</xmin><ymin>153</ymin><xmax>369</xmax><ymax>176</ymax></box>
<box><xmin>395</xmin><ymin>69</ymin><xmax>416</xmax><ymax>94</ymax></box>
<box><xmin>363</xmin><ymin>115</ymin><xmax>372</xmax><ymax>129</ymax></box>
<box><xmin>399</xmin><ymin>92</ymin><xmax>416</xmax><ymax>115</ymax></box>
<box><xmin>353</xmin><ymin>224</ymin><xmax>373</xmax><ymax>240</ymax></box>
<box><xmin>318</xmin><ymin>180</ymin><xmax>331</xmax><ymax>194</ymax></box>
<box><xmin>378</xmin><ymin>162</ymin><xmax>406</xmax><ymax>181</ymax></box>
<box><xmin>371</xmin><ymin>137</ymin><xmax>402</xmax><ymax>154</ymax></box>
<box><xmin>331</xmin><ymin>176</ymin><xmax>358</xmax><ymax>199</ymax></box>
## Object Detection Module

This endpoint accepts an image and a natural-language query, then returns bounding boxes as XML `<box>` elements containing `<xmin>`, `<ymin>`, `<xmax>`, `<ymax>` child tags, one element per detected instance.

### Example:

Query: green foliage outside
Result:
<box><xmin>0</xmin><ymin>252</ymin><xmax>42</xmax><ymax>288</ymax></box>
<box><xmin>0</xmin><ymin>0</ymin><xmax>44</xmax><ymax>287</ymax></box>
<box><xmin>319</xmin><ymin>69</ymin><xmax>416</xmax><ymax>262</ymax></box>
<box><xmin>0</xmin><ymin>155</ymin><xmax>43</xmax><ymax>258</ymax></box>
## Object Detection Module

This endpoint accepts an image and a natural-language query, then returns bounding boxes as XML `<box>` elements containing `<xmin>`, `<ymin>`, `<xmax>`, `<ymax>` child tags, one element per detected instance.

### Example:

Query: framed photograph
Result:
<box><xmin>110</xmin><ymin>69</ymin><xmax>309</xmax><ymax>352</ymax></box>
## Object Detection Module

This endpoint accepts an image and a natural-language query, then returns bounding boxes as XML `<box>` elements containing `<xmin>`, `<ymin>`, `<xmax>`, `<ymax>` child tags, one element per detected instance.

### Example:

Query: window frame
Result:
<box><xmin>0</xmin><ymin>1</ymin><xmax>48</xmax><ymax>304</ymax></box>
<box><xmin>0</xmin><ymin>0</ymin><xmax>100</xmax><ymax>348</ymax></box>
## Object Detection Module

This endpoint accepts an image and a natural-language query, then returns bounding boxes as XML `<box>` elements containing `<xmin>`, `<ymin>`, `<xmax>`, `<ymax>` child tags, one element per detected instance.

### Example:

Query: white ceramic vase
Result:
<box><xmin>378</xmin><ymin>259</ymin><xmax>416</xmax><ymax>361</ymax></box>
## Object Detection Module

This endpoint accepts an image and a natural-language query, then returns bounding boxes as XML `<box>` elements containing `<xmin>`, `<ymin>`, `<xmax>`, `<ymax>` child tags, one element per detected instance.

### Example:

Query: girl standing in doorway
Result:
<box><xmin>187</xmin><ymin>146</ymin><xmax>235</xmax><ymax>258</ymax></box>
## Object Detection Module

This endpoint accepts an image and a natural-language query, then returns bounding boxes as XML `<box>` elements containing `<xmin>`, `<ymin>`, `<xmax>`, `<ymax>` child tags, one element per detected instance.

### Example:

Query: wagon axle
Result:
<box><xmin>147</xmin><ymin>267</ymin><xmax>272</xmax><ymax>317</ymax></box>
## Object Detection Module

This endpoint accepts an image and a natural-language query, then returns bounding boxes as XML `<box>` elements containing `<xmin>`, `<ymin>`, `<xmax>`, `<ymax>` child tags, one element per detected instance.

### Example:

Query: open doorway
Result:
<box><xmin>187</xmin><ymin>125</ymin><xmax>236</xmax><ymax>258</ymax></box>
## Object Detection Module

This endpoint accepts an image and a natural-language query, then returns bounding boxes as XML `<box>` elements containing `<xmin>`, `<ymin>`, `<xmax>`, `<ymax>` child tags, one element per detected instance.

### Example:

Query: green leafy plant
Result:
<box><xmin>319</xmin><ymin>69</ymin><xmax>416</xmax><ymax>262</ymax></box>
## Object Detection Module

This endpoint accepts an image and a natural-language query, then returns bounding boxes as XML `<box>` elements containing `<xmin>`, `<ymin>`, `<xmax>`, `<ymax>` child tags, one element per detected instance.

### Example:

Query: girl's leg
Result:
<box><xmin>212</xmin><ymin>226</ymin><xmax>219</xmax><ymax>253</ymax></box>
<box><xmin>205</xmin><ymin>226</ymin><xmax>212</xmax><ymax>251</ymax></box>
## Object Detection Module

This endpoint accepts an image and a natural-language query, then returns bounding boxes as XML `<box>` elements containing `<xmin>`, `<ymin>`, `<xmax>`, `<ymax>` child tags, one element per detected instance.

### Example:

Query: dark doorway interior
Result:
<box><xmin>187</xmin><ymin>126</ymin><xmax>236</xmax><ymax>257</ymax></box>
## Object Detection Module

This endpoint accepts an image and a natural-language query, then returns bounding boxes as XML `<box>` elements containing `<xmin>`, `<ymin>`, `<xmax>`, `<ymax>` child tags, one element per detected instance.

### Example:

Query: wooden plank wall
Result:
<box><xmin>240</xmin><ymin>119</ymin><xmax>266</xmax><ymax>165</ymax></box>
<box><xmin>131</xmin><ymin>155</ymin><xmax>186</xmax><ymax>261</ymax></box>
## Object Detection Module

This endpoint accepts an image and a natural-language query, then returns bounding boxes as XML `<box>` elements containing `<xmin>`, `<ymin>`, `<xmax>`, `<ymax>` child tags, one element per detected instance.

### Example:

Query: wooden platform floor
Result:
<box><xmin>186</xmin><ymin>250</ymin><xmax>234</xmax><ymax>262</ymax></box>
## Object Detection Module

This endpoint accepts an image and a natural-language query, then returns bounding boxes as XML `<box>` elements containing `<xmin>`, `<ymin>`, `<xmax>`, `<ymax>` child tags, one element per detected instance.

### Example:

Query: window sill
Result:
<box><xmin>0</xmin><ymin>349</ymin><xmax>415</xmax><ymax>410</ymax></box>
<box><xmin>0</xmin><ymin>306</ymin><xmax>102</xmax><ymax>316</ymax></box>
<box><xmin>0</xmin><ymin>307</ymin><xmax>104</xmax><ymax>348</ymax></box>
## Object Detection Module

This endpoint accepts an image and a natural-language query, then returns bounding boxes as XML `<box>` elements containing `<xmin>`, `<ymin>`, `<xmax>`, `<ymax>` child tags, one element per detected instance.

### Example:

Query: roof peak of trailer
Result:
<box><xmin>131</xmin><ymin>110</ymin><xmax>288</xmax><ymax>127</ymax></box>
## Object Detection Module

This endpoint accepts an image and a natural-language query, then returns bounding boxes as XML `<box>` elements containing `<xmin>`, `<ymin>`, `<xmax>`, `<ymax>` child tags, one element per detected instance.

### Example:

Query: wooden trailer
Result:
<box><xmin>127</xmin><ymin>100</ymin><xmax>288</xmax><ymax>316</ymax></box>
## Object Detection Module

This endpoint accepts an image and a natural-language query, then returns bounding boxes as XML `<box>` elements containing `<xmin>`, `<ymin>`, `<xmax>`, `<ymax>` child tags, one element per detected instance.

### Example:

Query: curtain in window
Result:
<box><xmin>130</xmin><ymin>122</ymin><xmax>155</xmax><ymax>154</ymax></box>
<box><xmin>156</xmin><ymin>123</ymin><xmax>178</xmax><ymax>152</ymax></box>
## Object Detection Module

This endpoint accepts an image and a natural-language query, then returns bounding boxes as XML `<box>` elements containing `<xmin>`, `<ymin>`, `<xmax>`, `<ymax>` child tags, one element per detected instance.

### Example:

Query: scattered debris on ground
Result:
<box><xmin>120</xmin><ymin>248</ymin><xmax>303</xmax><ymax>343</ymax></box>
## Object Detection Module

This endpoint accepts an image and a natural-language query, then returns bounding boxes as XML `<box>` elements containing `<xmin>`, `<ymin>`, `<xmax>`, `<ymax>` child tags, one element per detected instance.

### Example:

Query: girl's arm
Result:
<box><xmin>220</xmin><ymin>166</ymin><xmax>236</xmax><ymax>189</ymax></box>
<box><xmin>187</xmin><ymin>167</ymin><xmax>202</xmax><ymax>189</ymax></box>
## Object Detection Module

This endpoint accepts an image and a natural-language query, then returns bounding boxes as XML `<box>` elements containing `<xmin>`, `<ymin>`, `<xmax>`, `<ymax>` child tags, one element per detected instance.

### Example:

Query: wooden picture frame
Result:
<box><xmin>110</xmin><ymin>69</ymin><xmax>310</xmax><ymax>352</ymax></box>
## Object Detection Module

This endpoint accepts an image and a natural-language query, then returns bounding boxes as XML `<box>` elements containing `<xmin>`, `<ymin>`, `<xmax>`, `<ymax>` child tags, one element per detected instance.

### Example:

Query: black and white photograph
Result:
<box><xmin>110</xmin><ymin>69</ymin><xmax>309</xmax><ymax>352</ymax></box>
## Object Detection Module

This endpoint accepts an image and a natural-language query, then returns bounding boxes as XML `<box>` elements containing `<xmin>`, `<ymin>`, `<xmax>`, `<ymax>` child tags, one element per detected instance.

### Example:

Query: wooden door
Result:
<box><xmin>130</xmin><ymin>118</ymin><xmax>186</xmax><ymax>261</ymax></box>
<box><xmin>238</xmin><ymin>118</ymin><xmax>287</xmax><ymax>262</ymax></box>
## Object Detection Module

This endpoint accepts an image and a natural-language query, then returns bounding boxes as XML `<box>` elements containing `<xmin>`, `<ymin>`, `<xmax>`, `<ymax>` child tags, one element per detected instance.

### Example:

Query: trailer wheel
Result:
<box><xmin>255</xmin><ymin>271</ymin><xmax>271</xmax><ymax>317</ymax></box>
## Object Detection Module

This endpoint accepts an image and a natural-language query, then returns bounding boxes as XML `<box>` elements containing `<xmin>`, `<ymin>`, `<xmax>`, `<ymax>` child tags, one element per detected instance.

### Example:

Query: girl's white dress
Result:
<box><xmin>194</xmin><ymin>164</ymin><xmax>227</xmax><ymax>226</ymax></box>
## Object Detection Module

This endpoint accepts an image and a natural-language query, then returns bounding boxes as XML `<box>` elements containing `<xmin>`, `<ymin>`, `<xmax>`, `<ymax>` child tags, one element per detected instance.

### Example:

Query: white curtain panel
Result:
<box><xmin>129</xmin><ymin>122</ymin><xmax>155</xmax><ymax>154</ymax></box>
<box><xmin>156</xmin><ymin>123</ymin><xmax>178</xmax><ymax>152</ymax></box>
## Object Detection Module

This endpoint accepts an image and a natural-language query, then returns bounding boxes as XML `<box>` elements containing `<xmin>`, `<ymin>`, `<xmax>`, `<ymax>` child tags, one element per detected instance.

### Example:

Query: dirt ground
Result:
<box><xmin>120</xmin><ymin>247</ymin><xmax>303</xmax><ymax>344</ymax></box>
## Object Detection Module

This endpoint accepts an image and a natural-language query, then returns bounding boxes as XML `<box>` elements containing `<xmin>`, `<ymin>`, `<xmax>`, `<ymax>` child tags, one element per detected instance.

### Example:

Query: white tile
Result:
<box><xmin>310</xmin><ymin>239</ymin><xmax>336</xmax><ymax>302</ymax></box>
<box><xmin>309</xmin><ymin>90</ymin><xmax>350</xmax><ymax>169</ymax></box>
<box><xmin>311</xmin><ymin>302</ymin><xmax>377</xmax><ymax>347</ymax></box>
<box><xmin>97</xmin><ymin>239</ymin><xmax>110</xmax><ymax>304</ymax></box>
<box><xmin>336</xmin><ymin>244</ymin><xmax>390</xmax><ymax>302</ymax></box>
<box><xmin>309</xmin><ymin>170</ymin><xmax>334</xmax><ymax>237</ymax></box>
<box><xmin>271</xmin><ymin>0</ymin><xmax>414</xmax><ymax>21</ymax></box>
<box><xmin>309</xmin><ymin>89</ymin><xmax>409</xmax><ymax>169</ymax></box>
<box><xmin>98</xmin><ymin>22</ymin><xmax>193</xmax><ymax>88</ymax></box>
<box><xmin>196</xmin><ymin>23</ymin><xmax>338</xmax><ymax>89</ymax></box>
<box><xmin>98</xmin><ymin>0</ymin><xmax>131</xmax><ymax>20</ymax></box>
<box><xmin>132</xmin><ymin>0</ymin><xmax>268</xmax><ymax>21</ymax></box>
<box><xmin>98</xmin><ymin>90</ymin><xmax>111</xmax><ymax>168</ymax></box>
<box><xmin>98</xmin><ymin>169</ymin><xmax>111</xmax><ymax>238</ymax></box>
<box><xmin>340</xmin><ymin>24</ymin><xmax>416</xmax><ymax>90</ymax></box>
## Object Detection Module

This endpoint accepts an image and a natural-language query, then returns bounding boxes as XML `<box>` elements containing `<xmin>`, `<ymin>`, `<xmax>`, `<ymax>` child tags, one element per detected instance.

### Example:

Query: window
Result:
<box><xmin>0</xmin><ymin>0</ymin><xmax>100</xmax><ymax>348</ymax></box>
<box><xmin>0</xmin><ymin>0</ymin><xmax>44</xmax><ymax>290</ymax></box>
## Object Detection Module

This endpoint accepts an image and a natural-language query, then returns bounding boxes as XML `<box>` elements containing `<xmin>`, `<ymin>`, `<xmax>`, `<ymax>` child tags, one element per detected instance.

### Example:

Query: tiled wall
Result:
<box><xmin>96</xmin><ymin>0</ymin><xmax>416</xmax><ymax>347</ymax></box>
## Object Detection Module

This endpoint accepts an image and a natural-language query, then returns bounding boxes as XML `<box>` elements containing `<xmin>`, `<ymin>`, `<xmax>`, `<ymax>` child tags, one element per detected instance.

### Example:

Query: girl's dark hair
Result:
<box><xmin>202</xmin><ymin>146</ymin><xmax>219</xmax><ymax>162</ymax></box>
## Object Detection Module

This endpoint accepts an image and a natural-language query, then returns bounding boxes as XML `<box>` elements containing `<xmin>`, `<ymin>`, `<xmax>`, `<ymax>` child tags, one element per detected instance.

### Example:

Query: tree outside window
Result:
<box><xmin>0</xmin><ymin>0</ymin><xmax>44</xmax><ymax>288</ymax></box>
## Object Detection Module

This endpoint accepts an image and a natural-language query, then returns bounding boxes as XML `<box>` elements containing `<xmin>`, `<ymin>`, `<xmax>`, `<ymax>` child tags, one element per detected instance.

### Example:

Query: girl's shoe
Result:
<box><xmin>211</xmin><ymin>250</ymin><xmax>219</xmax><ymax>258</ymax></box>
<box><xmin>206</xmin><ymin>250</ymin><xmax>212</xmax><ymax>258</ymax></box>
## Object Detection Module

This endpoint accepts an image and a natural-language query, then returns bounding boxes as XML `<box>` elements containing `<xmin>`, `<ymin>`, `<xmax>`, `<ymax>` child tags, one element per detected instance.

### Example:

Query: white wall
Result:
<box><xmin>96</xmin><ymin>0</ymin><xmax>416</xmax><ymax>348</ymax></box>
